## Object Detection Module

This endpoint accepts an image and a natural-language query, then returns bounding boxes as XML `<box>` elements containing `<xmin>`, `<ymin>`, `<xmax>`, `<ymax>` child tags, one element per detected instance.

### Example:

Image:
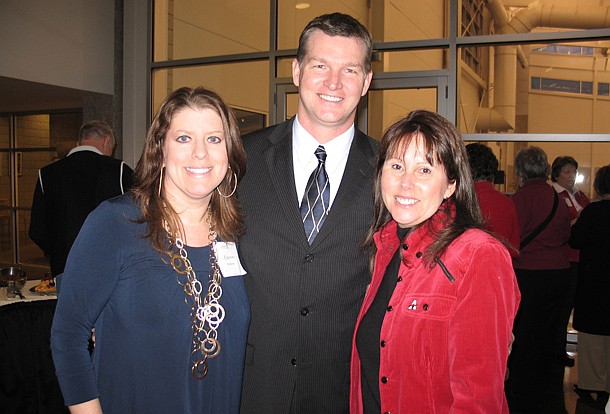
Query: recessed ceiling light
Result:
<box><xmin>295</xmin><ymin>3</ymin><xmax>310</xmax><ymax>9</ymax></box>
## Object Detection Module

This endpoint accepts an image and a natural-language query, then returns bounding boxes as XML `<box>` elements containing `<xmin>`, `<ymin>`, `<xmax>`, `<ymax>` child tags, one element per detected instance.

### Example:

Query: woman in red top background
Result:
<box><xmin>466</xmin><ymin>143</ymin><xmax>520</xmax><ymax>257</ymax></box>
<box><xmin>550</xmin><ymin>156</ymin><xmax>591</xmax><ymax>369</ymax></box>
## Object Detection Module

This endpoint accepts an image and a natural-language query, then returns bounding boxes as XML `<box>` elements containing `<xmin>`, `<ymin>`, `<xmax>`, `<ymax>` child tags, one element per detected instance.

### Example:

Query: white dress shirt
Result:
<box><xmin>292</xmin><ymin>115</ymin><xmax>354</xmax><ymax>209</ymax></box>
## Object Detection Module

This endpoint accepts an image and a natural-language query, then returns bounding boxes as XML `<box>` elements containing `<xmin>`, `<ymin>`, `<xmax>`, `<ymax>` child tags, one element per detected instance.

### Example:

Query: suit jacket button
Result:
<box><xmin>291</xmin><ymin>358</ymin><xmax>297</xmax><ymax>366</ymax></box>
<box><xmin>300</xmin><ymin>307</ymin><xmax>309</xmax><ymax>316</ymax></box>
<box><xmin>381</xmin><ymin>376</ymin><xmax>388</xmax><ymax>384</ymax></box>
<box><xmin>304</xmin><ymin>254</ymin><xmax>314</xmax><ymax>263</ymax></box>
<box><xmin>416</xmin><ymin>252</ymin><xmax>423</xmax><ymax>258</ymax></box>
<box><xmin>380</xmin><ymin>340</ymin><xmax>386</xmax><ymax>347</ymax></box>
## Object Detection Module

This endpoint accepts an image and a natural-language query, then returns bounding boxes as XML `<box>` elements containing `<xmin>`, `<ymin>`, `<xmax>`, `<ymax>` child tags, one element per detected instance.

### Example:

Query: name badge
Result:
<box><xmin>213</xmin><ymin>242</ymin><xmax>247</xmax><ymax>277</ymax></box>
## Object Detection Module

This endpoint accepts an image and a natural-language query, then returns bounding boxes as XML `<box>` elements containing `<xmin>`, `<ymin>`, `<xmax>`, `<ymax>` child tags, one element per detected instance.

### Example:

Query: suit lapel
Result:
<box><xmin>311</xmin><ymin>130</ymin><xmax>376</xmax><ymax>246</ymax></box>
<box><xmin>263</xmin><ymin>120</ymin><xmax>309</xmax><ymax>242</ymax></box>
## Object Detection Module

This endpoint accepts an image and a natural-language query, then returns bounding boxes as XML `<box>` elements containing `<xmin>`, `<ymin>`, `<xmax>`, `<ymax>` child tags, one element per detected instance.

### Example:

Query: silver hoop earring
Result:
<box><xmin>217</xmin><ymin>171</ymin><xmax>237</xmax><ymax>198</ymax></box>
<box><xmin>158</xmin><ymin>167</ymin><xmax>164</xmax><ymax>198</ymax></box>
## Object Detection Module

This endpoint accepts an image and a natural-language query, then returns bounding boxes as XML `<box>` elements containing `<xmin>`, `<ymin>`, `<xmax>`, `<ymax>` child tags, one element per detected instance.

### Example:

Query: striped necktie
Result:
<box><xmin>300</xmin><ymin>145</ymin><xmax>330</xmax><ymax>244</ymax></box>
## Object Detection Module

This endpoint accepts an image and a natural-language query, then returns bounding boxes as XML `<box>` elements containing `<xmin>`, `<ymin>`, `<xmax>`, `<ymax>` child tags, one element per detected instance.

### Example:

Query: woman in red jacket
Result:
<box><xmin>350</xmin><ymin>110</ymin><xmax>521</xmax><ymax>413</ymax></box>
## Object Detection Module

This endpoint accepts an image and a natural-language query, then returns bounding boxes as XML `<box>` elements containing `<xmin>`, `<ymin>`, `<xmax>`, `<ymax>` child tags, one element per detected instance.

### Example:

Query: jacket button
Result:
<box><xmin>416</xmin><ymin>252</ymin><xmax>423</xmax><ymax>258</ymax></box>
<box><xmin>381</xmin><ymin>376</ymin><xmax>388</xmax><ymax>384</ymax></box>
<box><xmin>397</xmin><ymin>276</ymin><xmax>403</xmax><ymax>282</ymax></box>
<box><xmin>402</xmin><ymin>243</ymin><xmax>408</xmax><ymax>250</ymax></box>
<box><xmin>386</xmin><ymin>305</ymin><xmax>393</xmax><ymax>312</ymax></box>
<box><xmin>291</xmin><ymin>358</ymin><xmax>297</xmax><ymax>366</ymax></box>
<box><xmin>384</xmin><ymin>411</ymin><xmax>391</xmax><ymax>414</ymax></box>
<box><xmin>380</xmin><ymin>340</ymin><xmax>386</xmax><ymax>347</ymax></box>
<box><xmin>304</xmin><ymin>254</ymin><xmax>314</xmax><ymax>263</ymax></box>
<box><xmin>423</xmin><ymin>304</ymin><xmax>429</xmax><ymax>311</ymax></box>
<box><xmin>300</xmin><ymin>307</ymin><xmax>309</xmax><ymax>316</ymax></box>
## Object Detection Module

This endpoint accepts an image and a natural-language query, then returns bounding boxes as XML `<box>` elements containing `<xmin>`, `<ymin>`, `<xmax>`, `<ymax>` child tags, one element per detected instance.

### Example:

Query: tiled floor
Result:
<box><xmin>564</xmin><ymin>345</ymin><xmax>608</xmax><ymax>414</ymax></box>
<box><xmin>565</xmin><ymin>350</ymin><xmax>580</xmax><ymax>414</ymax></box>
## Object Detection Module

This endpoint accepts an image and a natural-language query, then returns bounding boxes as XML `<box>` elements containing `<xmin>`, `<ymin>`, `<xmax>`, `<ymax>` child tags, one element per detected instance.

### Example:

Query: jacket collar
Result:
<box><xmin>374</xmin><ymin>202</ymin><xmax>455</xmax><ymax>268</ymax></box>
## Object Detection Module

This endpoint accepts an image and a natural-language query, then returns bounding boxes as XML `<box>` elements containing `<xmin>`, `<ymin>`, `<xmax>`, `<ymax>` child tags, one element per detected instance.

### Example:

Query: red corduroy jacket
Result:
<box><xmin>350</xmin><ymin>214</ymin><xmax>521</xmax><ymax>414</ymax></box>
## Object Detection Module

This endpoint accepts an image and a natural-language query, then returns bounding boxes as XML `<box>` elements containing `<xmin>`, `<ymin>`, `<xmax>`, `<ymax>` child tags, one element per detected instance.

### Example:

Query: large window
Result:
<box><xmin>149</xmin><ymin>0</ymin><xmax>610</xmax><ymax>195</ymax></box>
<box><xmin>153</xmin><ymin>0</ymin><xmax>270</xmax><ymax>61</ymax></box>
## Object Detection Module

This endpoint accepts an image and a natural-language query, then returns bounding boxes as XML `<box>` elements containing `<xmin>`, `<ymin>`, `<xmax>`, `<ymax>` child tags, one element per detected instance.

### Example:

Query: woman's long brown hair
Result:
<box><xmin>131</xmin><ymin>86</ymin><xmax>247</xmax><ymax>255</ymax></box>
<box><xmin>362</xmin><ymin>109</ymin><xmax>483</xmax><ymax>269</ymax></box>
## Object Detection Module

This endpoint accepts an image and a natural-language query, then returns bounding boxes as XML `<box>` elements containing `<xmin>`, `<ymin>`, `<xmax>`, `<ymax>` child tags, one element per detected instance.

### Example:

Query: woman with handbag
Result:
<box><xmin>505</xmin><ymin>146</ymin><xmax>572</xmax><ymax>413</ymax></box>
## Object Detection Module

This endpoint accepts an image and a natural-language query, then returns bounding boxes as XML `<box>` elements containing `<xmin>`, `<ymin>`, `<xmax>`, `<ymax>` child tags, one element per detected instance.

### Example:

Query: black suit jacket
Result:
<box><xmin>29</xmin><ymin>149</ymin><xmax>133</xmax><ymax>276</ymax></box>
<box><xmin>238</xmin><ymin>119</ymin><xmax>378</xmax><ymax>414</ymax></box>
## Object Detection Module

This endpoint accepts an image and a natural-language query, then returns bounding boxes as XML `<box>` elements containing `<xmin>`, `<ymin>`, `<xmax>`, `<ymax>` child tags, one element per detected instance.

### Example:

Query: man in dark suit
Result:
<box><xmin>239</xmin><ymin>13</ymin><xmax>377</xmax><ymax>413</ymax></box>
<box><xmin>29</xmin><ymin>120</ymin><xmax>133</xmax><ymax>277</ymax></box>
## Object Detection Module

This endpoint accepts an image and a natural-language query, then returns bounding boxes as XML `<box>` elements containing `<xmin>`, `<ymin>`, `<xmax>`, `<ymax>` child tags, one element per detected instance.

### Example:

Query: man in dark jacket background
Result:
<box><xmin>29</xmin><ymin>120</ymin><xmax>133</xmax><ymax>277</ymax></box>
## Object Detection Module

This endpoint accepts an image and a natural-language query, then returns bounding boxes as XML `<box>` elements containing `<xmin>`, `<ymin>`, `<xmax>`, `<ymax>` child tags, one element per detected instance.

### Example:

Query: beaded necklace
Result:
<box><xmin>166</xmin><ymin>211</ymin><xmax>224</xmax><ymax>379</ymax></box>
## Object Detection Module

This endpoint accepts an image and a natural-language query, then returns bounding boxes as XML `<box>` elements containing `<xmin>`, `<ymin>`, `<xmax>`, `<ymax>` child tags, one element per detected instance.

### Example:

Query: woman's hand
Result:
<box><xmin>69</xmin><ymin>398</ymin><xmax>103</xmax><ymax>414</ymax></box>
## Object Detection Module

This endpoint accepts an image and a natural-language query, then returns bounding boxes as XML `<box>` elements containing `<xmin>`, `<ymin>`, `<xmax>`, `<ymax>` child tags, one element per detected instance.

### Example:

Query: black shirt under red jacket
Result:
<box><xmin>29</xmin><ymin>146</ymin><xmax>133</xmax><ymax>276</ymax></box>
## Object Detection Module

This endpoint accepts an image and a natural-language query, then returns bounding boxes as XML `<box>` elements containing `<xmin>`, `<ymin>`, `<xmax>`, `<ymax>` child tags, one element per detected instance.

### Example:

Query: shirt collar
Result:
<box><xmin>68</xmin><ymin>145</ymin><xmax>103</xmax><ymax>156</ymax></box>
<box><xmin>551</xmin><ymin>181</ymin><xmax>575</xmax><ymax>194</ymax></box>
<box><xmin>292</xmin><ymin>115</ymin><xmax>354</xmax><ymax>167</ymax></box>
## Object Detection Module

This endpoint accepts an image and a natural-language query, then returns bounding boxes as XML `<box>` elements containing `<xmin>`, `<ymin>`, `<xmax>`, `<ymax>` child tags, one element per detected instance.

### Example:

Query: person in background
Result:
<box><xmin>550</xmin><ymin>155</ymin><xmax>591</xmax><ymax>368</ymax></box>
<box><xmin>51</xmin><ymin>87</ymin><xmax>250</xmax><ymax>414</ymax></box>
<box><xmin>350</xmin><ymin>110</ymin><xmax>520</xmax><ymax>413</ymax></box>
<box><xmin>505</xmin><ymin>146</ymin><xmax>572</xmax><ymax>414</ymax></box>
<box><xmin>465</xmin><ymin>143</ymin><xmax>519</xmax><ymax>256</ymax></box>
<box><xmin>29</xmin><ymin>120</ymin><xmax>133</xmax><ymax>278</ymax></box>
<box><xmin>570</xmin><ymin>164</ymin><xmax>610</xmax><ymax>410</ymax></box>
<box><xmin>238</xmin><ymin>12</ymin><xmax>376</xmax><ymax>414</ymax></box>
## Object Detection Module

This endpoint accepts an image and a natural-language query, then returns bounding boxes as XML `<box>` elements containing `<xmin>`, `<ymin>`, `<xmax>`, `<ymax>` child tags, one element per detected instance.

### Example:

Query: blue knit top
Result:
<box><xmin>51</xmin><ymin>194</ymin><xmax>250</xmax><ymax>413</ymax></box>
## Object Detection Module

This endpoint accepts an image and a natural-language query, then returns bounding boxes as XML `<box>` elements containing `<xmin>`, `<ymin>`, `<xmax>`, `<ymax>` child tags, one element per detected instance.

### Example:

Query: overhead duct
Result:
<box><xmin>501</xmin><ymin>0</ymin><xmax>610</xmax><ymax>33</ymax></box>
<box><xmin>475</xmin><ymin>108</ymin><xmax>514</xmax><ymax>131</ymax></box>
<box><xmin>488</xmin><ymin>0</ymin><xmax>529</xmax><ymax>69</ymax></box>
<box><xmin>477</xmin><ymin>0</ymin><xmax>610</xmax><ymax>132</ymax></box>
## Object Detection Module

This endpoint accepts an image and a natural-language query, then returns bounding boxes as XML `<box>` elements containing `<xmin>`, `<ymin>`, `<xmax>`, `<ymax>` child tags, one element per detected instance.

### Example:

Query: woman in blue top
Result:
<box><xmin>51</xmin><ymin>87</ymin><xmax>250</xmax><ymax>414</ymax></box>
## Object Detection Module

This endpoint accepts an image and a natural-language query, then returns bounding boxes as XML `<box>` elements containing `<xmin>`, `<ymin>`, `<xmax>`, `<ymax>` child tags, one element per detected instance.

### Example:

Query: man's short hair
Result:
<box><xmin>296</xmin><ymin>13</ymin><xmax>373</xmax><ymax>74</ymax></box>
<box><xmin>79</xmin><ymin>120</ymin><xmax>115</xmax><ymax>148</ymax></box>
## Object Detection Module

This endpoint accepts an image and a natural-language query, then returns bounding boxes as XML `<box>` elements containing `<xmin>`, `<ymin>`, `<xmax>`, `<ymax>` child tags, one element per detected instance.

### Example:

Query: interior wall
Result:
<box><xmin>0</xmin><ymin>0</ymin><xmax>114</xmax><ymax>95</ymax></box>
<box><xmin>123</xmin><ymin>0</ymin><xmax>148</xmax><ymax>168</ymax></box>
<box><xmin>277</xmin><ymin>0</ymin><xmax>370</xmax><ymax>49</ymax></box>
<box><xmin>151</xmin><ymin>62</ymin><xmax>270</xmax><ymax>117</ymax></box>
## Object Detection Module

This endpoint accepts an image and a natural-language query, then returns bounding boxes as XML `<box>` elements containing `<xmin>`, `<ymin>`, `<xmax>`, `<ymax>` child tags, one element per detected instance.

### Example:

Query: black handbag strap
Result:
<box><xmin>520</xmin><ymin>190</ymin><xmax>559</xmax><ymax>250</ymax></box>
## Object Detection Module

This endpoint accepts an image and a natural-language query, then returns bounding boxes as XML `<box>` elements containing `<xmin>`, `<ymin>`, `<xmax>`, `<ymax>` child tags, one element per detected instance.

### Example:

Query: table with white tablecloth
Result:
<box><xmin>0</xmin><ymin>280</ymin><xmax>57</xmax><ymax>306</ymax></box>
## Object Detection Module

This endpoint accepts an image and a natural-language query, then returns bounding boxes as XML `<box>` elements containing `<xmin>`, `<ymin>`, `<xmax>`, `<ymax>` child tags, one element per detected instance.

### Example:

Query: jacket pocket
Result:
<box><xmin>398</xmin><ymin>293</ymin><xmax>456</xmax><ymax>321</ymax></box>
